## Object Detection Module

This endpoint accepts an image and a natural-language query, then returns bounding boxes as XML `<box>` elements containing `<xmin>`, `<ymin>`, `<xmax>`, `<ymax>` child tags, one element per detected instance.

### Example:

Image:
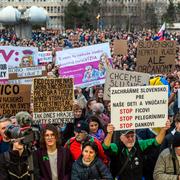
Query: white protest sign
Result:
<box><xmin>0</xmin><ymin>63</ymin><xmax>9</xmax><ymax>80</ymax></box>
<box><xmin>178</xmin><ymin>89</ymin><xmax>180</xmax><ymax>108</ymax></box>
<box><xmin>104</xmin><ymin>69</ymin><xmax>150</xmax><ymax>100</ymax></box>
<box><xmin>111</xmin><ymin>85</ymin><xmax>168</xmax><ymax>130</ymax></box>
<box><xmin>56</xmin><ymin>43</ymin><xmax>112</xmax><ymax>88</ymax></box>
<box><xmin>38</xmin><ymin>51</ymin><xmax>52</xmax><ymax>64</ymax></box>
<box><xmin>0</xmin><ymin>46</ymin><xmax>38</xmax><ymax>67</ymax></box>
<box><xmin>8</xmin><ymin>78</ymin><xmax>35</xmax><ymax>85</ymax></box>
<box><xmin>8</xmin><ymin>66</ymin><xmax>45</xmax><ymax>78</ymax></box>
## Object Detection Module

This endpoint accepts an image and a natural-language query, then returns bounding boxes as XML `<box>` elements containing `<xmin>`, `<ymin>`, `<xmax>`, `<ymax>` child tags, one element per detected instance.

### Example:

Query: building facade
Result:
<box><xmin>0</xmin><ymin>0</ymin><xmax>180</xmax><ymax>30</ymax></box>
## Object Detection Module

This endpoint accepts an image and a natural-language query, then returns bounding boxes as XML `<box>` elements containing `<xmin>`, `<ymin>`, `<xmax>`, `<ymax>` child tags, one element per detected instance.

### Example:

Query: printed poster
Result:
<box><xmin>0</xmin><ymin>46</ymin><xmax>38</xmax><ymax>67</ymax></box>
<box><xmin>56</xmin><ymin>43</ymin><xmax>112</xmax><ymax>88</ymax></box>
<box><xmin>111</xmin><ymin>85</ymin><xmax>168</xmax><ymax>130</ymax></box>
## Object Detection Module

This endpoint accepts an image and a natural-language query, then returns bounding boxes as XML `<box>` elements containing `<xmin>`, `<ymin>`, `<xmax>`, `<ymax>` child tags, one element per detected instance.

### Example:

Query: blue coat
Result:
<box><xmin>71</xmin><ymin>156</ymin><xmax>113</xmax><ymax>180</ymax></box>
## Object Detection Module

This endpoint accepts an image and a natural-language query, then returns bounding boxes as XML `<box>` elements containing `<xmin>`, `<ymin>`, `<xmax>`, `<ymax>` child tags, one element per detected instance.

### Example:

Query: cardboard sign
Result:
<box><xmin>104</xmin><ymin>69</ymin><xmax>150</xmax><ymax>100</ymax></box>
<box><xmin>0</xmin><ymin>84</ymin><xmax>31</xmax><ymax>116</ymax></box>
<box><xmin>136</xmin><ymin>41</ymin><xmax>176</xmax><ymax>74</ymax></box>
<box><xmin>0</xmin><ymin>63</ymin><xmax>9</xmax><ymax>80</ymax></box>
<box><xmin>33</xmin><ymin>78</ymin><xmax>74</xmax><ymax>124</ymax></box>
<box><xmin>113</xmin><ymin>40</ymin><xmax>128</xmax><ymax>55</ymax></box>
<box><xmin>56</xmin><ymin>43</ymin><xmax>112</xmax><ymax>88</ymax></box>
<box><xmin>111</xmin><ymin>85</ymin><xmax>168</xmax><ymax>130</ymax></box>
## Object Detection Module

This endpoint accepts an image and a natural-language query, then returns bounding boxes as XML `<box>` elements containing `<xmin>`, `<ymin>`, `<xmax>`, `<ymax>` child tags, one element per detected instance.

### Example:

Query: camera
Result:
<box><xmin>4</xmin><ymin>124</ymin><xmax>39</xmax><ymax>146</ymax></box>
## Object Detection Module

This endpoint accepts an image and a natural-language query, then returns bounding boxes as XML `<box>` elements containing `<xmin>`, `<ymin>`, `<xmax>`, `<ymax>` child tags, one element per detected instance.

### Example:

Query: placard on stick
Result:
<box><xmin>104</xmin><ymin>69</ymin><xmax>150</xmax><ymax>100</ymax></box>
<box><xmin>136</xmin><ymin>41</ymin><xmax>176</xmax><ymax>74</ymax></box>
<box><xmin>0</xmin><ymin>84</ymin><xmax>31</xmax><ymax>116</ymax></box>
<box><xmin>113</xmin><ymin>40</ymin><xmax>128</xmax><ymax>55</ymax></box>
<box><xmin>33</xmin><ymin>78</ymin><xmax>74</xmax><ymax>124</ymax></box>
<box><xmin>111</xmin><ymin>85</ymin><xmax>168</xmax><ymax>130</ymax></box>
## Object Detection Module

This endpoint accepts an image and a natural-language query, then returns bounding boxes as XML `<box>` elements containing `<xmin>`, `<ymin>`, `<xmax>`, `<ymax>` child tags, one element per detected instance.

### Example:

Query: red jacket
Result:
<box><xmin>64</xmin><ymin>135</ymin><xmax>108</xmax><ymax>164</ymax></box>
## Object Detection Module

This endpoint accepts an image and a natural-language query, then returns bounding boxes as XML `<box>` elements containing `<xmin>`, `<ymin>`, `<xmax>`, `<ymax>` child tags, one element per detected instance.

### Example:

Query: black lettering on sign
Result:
<box><xmin>0</xmin><ymin>85</ymin><xmax>19</xmax><ymax>95</ymax></box>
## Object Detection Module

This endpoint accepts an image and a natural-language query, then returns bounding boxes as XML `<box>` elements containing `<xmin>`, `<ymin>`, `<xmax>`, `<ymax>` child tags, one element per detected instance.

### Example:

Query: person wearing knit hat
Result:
<box><xmin>64</xmin><ymin>120</ymin><xmax>108</xmax><ymax>165</ymax></box>
<box><xmin>154</xmin><ymin>131</ymin><xmax>180</xmax><ymax>180</ymax></box>
<box><xmin>104</xmin><ymin>120</ymin><xmax>171</xmax><ymax>180</ymax></box>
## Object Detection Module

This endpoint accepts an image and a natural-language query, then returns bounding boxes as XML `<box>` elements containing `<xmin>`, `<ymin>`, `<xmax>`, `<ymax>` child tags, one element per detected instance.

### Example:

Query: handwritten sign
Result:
<box><xmin>111</xmin><ymin>85</ymin><xmax>168</xmax><ymax>130</ymax></box>
<box><xmin>136</xmin><ymin>41</ymin><xmax>176</xmax><ymax>74</ymax></box>
<box><xmin>0</xmin><ymin>84</ymin><xmax>31</xmax><ymax>116</ymax></box>
<box><xmin>104</xmin><ymin>69</ymin><xmax>150</xmax><ymax>100</ymax></box>
<box><xmin>33</xmin><ymin>78</ymin><xmax>74</xmax><ymax>124</ymax></box>
<box><xmin>113</xmin><ymin>40</ymin><xmax>128</xmax><ymax>55</ymax></box>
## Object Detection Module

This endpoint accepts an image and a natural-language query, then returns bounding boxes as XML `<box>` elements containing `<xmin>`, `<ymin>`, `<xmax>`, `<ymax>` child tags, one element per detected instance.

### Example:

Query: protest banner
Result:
<box><xmin>0</xmin><ymin>84</ymin><xmax>31</xmax><ymax>116</ymax></box>
<box><xmin>8</xmin><ymin>78</ymin><xmax>39</xmax><ymax>85</ymax></box>
<box><xmin>104</xmin><ymin>69</ymin><xmax>150</xmax><ymax>100</ymax></box>
<box><xmin>56</xmin><ymin>43</ymin><xmax>112</xmax><ymax>88</ymax></box>
<box><xmin>38</xmin><ymin>51</ymin><xmax>53</xmax><ymax>65</ymax></box>
<box><xmin>0</xmin><ymin>63</ymin><xmax>9</xmax><ymax>80</ymax></box>
<box><xmin>136</xmin><ymin>41</ymin><xmax>176</xmax><ymax>74</ymax></box>
<box><xmin>33</xmin><ymin>78</ymin><xmax>74</xmax><ymax>124</ymax></box>
<box><xmin>111</xmin><ymin>85</ymin><xmax>168</xmax><ymax>130</ymax></box>
<box><xmin>8</xmin><ymin>66</ymin><xmax>47</xmax><ymax>84</ymax></box>
<box><xmin>113</xmin><ymin>40</ymin><xmax>128</xmax><ymax>55</ymax></box>
<box><xmin>9</xmin><ymin>66</ymin><xmax>46</xmax><ymax>78</ymax></box>
<box><xmin>0</xmin><ymin>46</ymin><xmax>38</xmax><ymax>67</ymax></box>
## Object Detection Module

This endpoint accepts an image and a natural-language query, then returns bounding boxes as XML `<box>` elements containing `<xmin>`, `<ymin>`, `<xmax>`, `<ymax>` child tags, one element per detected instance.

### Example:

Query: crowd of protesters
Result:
<box><xmin>0</xmin><ymin>27</ymin><xmax>180</xmax><ymax>180</ymax></box>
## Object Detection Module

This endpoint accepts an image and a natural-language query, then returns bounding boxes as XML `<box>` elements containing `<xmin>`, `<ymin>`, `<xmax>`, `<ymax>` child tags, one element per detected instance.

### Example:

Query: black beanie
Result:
<box><xmin>173</xmin><ymin>132</ymin><xmax>180</xmax><ymax>148</ymax></box>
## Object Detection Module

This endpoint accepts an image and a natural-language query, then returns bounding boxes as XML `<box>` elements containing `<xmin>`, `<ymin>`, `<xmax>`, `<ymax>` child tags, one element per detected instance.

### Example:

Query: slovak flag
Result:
<box><xmin>157</xmin><ymin>22</ymin><xmax>166</xmax><ymax>40</ymax></box>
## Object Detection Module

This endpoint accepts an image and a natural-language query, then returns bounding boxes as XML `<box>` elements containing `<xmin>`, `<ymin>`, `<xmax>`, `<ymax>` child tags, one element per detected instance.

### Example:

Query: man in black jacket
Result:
<box><xmin>0</xmin><ymin>137</ymin><xmax>39</xmax><ymax>180</ymax></box>
<box><xmin>160</xmin><ymin>113</ymin><xmax>180</xmax><ymax>152</ymax></box>
<box><xmin>103</xmin><ymin>121</ymin><xmax>170</xmax><ymax>180</ymax></box>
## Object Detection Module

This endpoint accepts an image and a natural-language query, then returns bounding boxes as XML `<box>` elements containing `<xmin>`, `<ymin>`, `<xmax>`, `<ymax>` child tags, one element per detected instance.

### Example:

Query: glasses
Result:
<box><xmin>44</xmin><ymin>134</ymin><xmax>55</xmax><ymax>139</ymax></box>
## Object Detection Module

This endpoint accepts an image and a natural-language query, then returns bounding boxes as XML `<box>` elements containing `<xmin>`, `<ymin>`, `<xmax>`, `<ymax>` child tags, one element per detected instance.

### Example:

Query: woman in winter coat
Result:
<box><xmin>71</xmin><ymin>141</ymin><xmax>113</xmax><ymax>180</ymax></box>
<box><xmin>36</xmin><ymin>124</ymin><xmax>72</xmax><ymax>180</ymax></box>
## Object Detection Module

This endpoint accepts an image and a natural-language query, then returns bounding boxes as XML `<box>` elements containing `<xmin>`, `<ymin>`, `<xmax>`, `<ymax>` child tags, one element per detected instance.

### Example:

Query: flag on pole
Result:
<box><xmin>96</xmin><ymin>13</ymin><xmax>100</xmax><ymax>20</ymax></box>
<box><xmin>157</xmin><ymin>22</ymin><xmax>165</xmax><ymax>40</ymax></box>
